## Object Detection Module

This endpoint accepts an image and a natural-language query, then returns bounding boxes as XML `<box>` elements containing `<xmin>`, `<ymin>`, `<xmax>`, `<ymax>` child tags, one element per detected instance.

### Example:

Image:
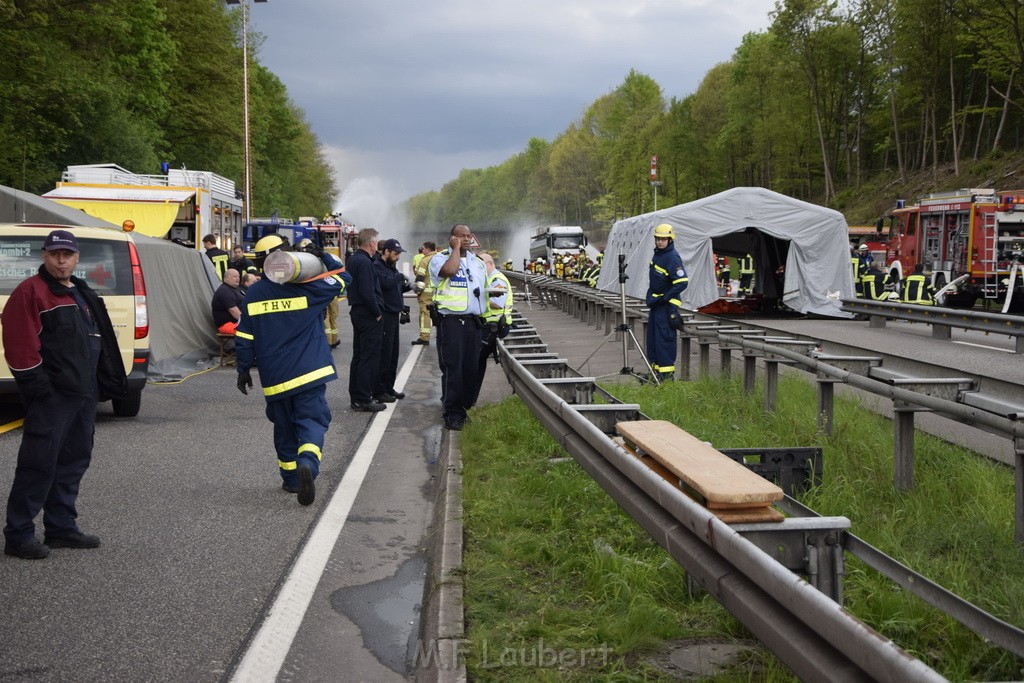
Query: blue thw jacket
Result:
<box><xmin>646</xmin><ymin>241</ymin><xmax>689</xmax><ymax>308</ymax></box>
<box><xmin>235</xmin><ymin>253</ymin><xmax>352</xmax><ymax>401</ymax></box>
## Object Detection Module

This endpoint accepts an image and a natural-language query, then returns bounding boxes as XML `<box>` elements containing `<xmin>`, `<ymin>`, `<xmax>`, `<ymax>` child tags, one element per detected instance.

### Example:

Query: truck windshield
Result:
<box><xmin>552</xmin><ymin>236</ymin><xmax>582</xmax><ymax>249</ymax></box>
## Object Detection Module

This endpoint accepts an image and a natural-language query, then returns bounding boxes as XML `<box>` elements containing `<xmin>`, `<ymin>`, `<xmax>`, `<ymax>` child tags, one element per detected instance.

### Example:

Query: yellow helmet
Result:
<box><xmin>253</xmin><ymin>234</ymin><xmax>289</xmax><ymax>270</ymax></box>
<box><xmin>654</xmin><ymin>223</ymin><xmax>675</xmax><ymax>240</ymax></box>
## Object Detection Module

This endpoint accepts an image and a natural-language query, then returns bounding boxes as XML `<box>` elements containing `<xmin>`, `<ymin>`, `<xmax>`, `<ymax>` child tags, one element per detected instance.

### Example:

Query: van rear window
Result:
<box><xmin>0</xmin><ymin>237</ymin><xmax>131</xmax><ymax>296</ymax></box>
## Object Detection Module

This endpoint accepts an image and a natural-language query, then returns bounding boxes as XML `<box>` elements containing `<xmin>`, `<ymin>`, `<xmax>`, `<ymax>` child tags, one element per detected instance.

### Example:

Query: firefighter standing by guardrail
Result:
<box><xmin>412</xmin><ymin>241</ymin><xmax>436</xmax><ymax>346</ymax></box>
<box><xmin>646</xmin><ymin>223</ymin><xmax>689</xmax><ymax>382</ymax></box>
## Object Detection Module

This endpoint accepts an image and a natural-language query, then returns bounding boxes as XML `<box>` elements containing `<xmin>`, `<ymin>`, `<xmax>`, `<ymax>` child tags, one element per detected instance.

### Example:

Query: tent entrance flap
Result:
<box><xmin>50</xmin><ymin>199</ymin><xmax>183</xmax><ymax>238</ymax></box>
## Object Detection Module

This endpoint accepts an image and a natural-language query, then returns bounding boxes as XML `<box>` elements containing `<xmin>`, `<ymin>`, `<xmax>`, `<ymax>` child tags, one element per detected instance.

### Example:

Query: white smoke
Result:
<box><xmin>335</xmin><ymin>177</ymin><xmax>410</xmax><ymax>244</ymax></box>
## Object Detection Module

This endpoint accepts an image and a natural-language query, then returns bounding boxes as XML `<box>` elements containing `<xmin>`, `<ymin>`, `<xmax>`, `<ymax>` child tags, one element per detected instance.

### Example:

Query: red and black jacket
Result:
<box><xmin>2</xmin><ymin>265</ymin><xmax>127</xmax><ymax>402</ymax></box>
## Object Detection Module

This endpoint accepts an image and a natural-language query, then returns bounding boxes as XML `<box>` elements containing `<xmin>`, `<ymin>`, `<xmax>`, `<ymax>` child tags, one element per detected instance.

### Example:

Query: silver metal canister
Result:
<box><xmin>262</xmin><ymin>250</ymin><xmax>327</xmax><ymax>284</ymax></box>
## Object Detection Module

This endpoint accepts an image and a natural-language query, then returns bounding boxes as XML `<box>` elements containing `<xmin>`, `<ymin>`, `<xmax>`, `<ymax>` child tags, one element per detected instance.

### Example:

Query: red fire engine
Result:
<box><xmin>881</xmin><ymin>188</ymin><xmax>1024</xmax><ymax>311</ymax></box>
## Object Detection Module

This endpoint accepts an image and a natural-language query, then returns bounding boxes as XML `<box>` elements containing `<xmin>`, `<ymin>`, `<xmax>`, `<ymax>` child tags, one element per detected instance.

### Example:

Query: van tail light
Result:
<box><xmin>128</xmin><ymin>241</ymin><xmax>149</xmax><ymax>339</ymax></box>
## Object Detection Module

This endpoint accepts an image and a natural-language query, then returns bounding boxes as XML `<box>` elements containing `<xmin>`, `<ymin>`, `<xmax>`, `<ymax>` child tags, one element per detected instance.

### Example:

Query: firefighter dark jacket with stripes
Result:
<box><xmin>235</xmin><ymin>253</ymin><xmax>351</xmax><ymax>401</ymax></box>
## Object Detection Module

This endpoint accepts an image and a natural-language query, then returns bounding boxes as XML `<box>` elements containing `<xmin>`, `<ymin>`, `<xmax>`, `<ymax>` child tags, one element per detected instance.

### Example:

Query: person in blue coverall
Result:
<box><xmin>645</xmin><ymin>223</ymin><xmax>689</xmax><ymax>382</ymax></box>
<box><xmin>235</xmin><ymin>235</ymin><xmax>352</xmax><ymax>506</ymax></box>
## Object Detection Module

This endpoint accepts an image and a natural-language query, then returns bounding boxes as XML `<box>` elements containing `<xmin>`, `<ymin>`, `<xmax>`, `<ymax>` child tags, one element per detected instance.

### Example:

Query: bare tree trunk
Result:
<box><xmin>931</xmin><ymin>103</ymin><xmax>940</xmax><ymax>185</ymax></box>
<box><xmin>890</xmin><ymin>88</ymin><xmax>905</xmax><ymax>181</ymax></box>
<box><xmin>974</xmin><ymin>73</ymin><xmax>990</xmax><ymax>160</ymax></box>
<box><xmin>949</xmin><ymin>57</ymin><xmax>960</xmax><ymax>176</ymax></box>
<box><xmin>993</xmin><ymin>70</ymin><xmax>1014</xmax><ymax>152</ymax></box>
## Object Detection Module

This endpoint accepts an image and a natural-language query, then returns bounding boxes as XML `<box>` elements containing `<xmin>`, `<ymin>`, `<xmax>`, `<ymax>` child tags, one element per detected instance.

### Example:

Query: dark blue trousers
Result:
<box><xmin>374</xmin><ymin>311</ymin><xmax>400</xmax><ymax>398</ymax></box>
<box><xmin>4</xmin><ymin>392</ymin><xmax>96</xmax><ymax>544</ymax></box>
<box><xmin>436</xmin><ymin>315</ymin><xmax>482</xmax><ymax>422</ymax></box>
<box><xmin>349</xmin><ymin>306</ymin><xmax>383</xmax><ymax>404</ymax></box>
<box><xmin>265</xmin><ymin>384</ymin><xmax>330</xmax><ymax>487</ymax></box>
<box><xmin>645</xmin><ymin>305</ymin><xmax>677</xmax><ymax>377</ymax></box>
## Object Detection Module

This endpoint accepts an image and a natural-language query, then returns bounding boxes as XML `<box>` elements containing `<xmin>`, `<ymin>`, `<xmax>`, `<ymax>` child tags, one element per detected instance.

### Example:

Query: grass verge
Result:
<box><xmin>460</xmin><ymin>373</ymin><xmax>1024</xmax><ymax>681</ymax></box>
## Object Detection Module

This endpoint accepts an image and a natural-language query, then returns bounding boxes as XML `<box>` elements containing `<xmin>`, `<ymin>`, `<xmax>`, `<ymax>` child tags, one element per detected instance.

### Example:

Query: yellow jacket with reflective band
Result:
<box><xmin>235</xmin><ymin>253</ymin><xmax>351</xmax><ymax>401</ymax></box>
<box><xmin>482</xmin><ymin>270</ymin><xmax>513</xmax><ymax>324</ymax></box>
<box><xmin>414</xmin><ymin>250</ymin><xmax>436</xmax><ymax>292</ymax></box>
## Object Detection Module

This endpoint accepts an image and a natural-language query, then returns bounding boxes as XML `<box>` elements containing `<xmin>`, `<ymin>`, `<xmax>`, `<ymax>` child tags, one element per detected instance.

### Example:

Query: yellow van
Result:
<box><xmin>0</xmin><ymin>224</ymin><xmax>150</xmax><ymax>416</ymax></box>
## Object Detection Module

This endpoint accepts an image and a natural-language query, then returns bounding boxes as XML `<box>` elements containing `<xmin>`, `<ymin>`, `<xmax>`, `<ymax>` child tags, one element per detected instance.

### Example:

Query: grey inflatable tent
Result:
<box><xmin>596</xmin><ymin>187</ymin><xmax>856</xmax><ymax>317</ymax></box>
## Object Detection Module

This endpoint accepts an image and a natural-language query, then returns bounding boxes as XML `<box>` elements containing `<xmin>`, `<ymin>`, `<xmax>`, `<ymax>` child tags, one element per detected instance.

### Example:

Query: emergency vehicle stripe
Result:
<box><xmin>247</xmin><ymin>297</ymin><xmax>309</xmax><ymax>316</ymax></box>
<box><xmin>278</xmin><ymin>460</ymin><xmax>297</xmax><ymax>471</ymax></box>
<box><xmin>298</xmin><ymin>443</ymin><xmax>323</xmax><ymax>460</ymax></box>
<box><xmin>236</xmin><ymin>330</ymin><xmax>255</xmax><ymax>340</ymax></box>
<box><xmin>262</xmin><ymin>365</ymin><xmax>335</xmax><ymax>396</ymax></box>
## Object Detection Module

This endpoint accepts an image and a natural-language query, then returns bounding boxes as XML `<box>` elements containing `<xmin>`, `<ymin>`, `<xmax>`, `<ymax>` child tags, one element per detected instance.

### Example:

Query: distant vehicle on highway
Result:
<box><xmin>0</xmin><ymin>224</ymin><xmax>150</xmax><ymax>416</ymax></box>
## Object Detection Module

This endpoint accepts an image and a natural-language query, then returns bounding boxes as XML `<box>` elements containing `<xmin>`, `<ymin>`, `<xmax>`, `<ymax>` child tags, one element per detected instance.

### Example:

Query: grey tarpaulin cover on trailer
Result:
<box><xmin>0</xmin><ymin>184</ymin><xmax>221</xmax><ymax>380</ymax></box>
<box><xmin>596</xmin><ymin>187</ymin><xmax>856</xmax><ymax>318</ymax></box>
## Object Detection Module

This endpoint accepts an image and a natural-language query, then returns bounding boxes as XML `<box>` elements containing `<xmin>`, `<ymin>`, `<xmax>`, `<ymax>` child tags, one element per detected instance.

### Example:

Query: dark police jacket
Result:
<box><xmin>374</xmin><ymin>258</ymin><xmax>410</xmax><ymax>314</ymax></box>
<box><xmin>345</xmin><ymin>249</ymin><xmax>383</xmax><ymax>316</ymax></box>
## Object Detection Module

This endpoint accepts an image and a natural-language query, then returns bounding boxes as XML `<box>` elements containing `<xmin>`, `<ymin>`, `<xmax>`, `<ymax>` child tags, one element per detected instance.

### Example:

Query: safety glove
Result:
<box><xmin>237</xmin><ymin>369</ymin><xmax>253</xmax><ymax>395</ymax></box>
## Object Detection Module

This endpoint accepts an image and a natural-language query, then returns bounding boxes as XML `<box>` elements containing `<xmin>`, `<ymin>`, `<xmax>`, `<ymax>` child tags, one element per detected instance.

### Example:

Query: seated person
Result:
<box><xmin>212</xmin><ymin>268</ymin><xmax>245</xmax><ymax>334</ymax></box>
<box><xmin>240</xmin><ymin>270</ymin><xmax>260</xmax><ymax>292</ymax></box>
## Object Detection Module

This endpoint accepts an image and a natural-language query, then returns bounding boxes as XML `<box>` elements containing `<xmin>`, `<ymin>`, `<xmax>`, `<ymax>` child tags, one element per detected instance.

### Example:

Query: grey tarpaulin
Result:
<box><xmin>596</xmin><ymin>187</ymin><xmax>856</xmax><ymax>318</ymax></box>
<box><xmin>0</xmin><ymin>184</ymin><xmax>222</xmax><ymax>380</ymax></box>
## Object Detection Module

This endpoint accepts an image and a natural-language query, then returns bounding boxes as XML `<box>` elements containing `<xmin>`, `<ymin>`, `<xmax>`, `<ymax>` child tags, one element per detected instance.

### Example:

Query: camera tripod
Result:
<box><xmin>577</xmin><ymin>253</ymin><xmax>659</xmax><ymax>384</ymax></box>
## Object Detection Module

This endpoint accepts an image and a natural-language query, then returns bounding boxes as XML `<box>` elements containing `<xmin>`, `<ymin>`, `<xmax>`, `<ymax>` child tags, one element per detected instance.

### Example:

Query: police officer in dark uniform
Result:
<box><xmin>235</xmin><ymin>235</ymin><xmax>351</xmax><ymax>506</ymax></box>
<box><xmin>373</xmin><ymin>238</ymin><xmax>411</xmax><ymax>402</ymax></box>
<box><xmin>646</xmin><ymin>223</ymin><xmax>689</xmax><ymax>382</ymax></box>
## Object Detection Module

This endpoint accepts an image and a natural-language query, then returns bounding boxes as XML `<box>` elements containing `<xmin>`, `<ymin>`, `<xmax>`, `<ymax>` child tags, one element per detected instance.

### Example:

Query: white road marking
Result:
<box><xmin>229</xmin><ymin>345</ymin><xmax>424</xmax><ymax>682</ymax></box>
<box><xmin>952</xmin><ymin>340</ymin><xmax>1014</xmax><ymax>353</ymax></box>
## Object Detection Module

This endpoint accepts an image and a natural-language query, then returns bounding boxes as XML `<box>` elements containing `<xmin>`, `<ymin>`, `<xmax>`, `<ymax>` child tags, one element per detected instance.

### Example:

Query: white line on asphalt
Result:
<box><xmin>953</xmin><ymin>340</ymin><xmax>1014</xmax><ymax>353</ymax></box>
<box><xmin>228</xmin><ymin>345</ymin><xmax>424</xmax><ymax>683</ymax></box>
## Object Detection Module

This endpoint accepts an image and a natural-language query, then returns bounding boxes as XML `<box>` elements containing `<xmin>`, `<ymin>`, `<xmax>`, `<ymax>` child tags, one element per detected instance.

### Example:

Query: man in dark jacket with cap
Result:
<box><xmin>373</xmin><ymin>238</ymin><xmax>411</xmax><ymax>402</ymax></box>
<box><xmin>2</xmin><ymin>229</ymin><xmax>127</xmax><ymax>559</ymax></box>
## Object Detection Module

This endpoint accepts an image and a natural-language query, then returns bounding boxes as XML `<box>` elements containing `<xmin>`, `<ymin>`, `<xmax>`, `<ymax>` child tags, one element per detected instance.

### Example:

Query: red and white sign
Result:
<box><xmin>650</xmin><ymin>155</ymin><xmax>658</xmax><ymax>181</ymax></box>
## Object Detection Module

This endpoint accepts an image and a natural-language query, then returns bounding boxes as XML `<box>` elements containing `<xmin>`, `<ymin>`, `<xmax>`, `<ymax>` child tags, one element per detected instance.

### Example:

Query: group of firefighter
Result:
<box><xmin>525</xmin><ymin>253</ymin><xmax>602</xmax><ymax>287</ymax></box>
<box><xmin>850</xmin><ymin>244</ymin><xmax>935</xmax><ymax>305</ymax></box>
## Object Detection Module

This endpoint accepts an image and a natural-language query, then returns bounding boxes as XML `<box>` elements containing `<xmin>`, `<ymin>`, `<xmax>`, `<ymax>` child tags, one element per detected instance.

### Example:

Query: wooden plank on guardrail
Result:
<box><xmin>617</xmin><ymin>420</ymin><xmax>784</xmax><ymax>514</ymax></box>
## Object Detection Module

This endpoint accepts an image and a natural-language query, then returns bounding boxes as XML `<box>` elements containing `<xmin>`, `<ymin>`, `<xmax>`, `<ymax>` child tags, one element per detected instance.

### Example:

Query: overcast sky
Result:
<box><xmin>251</xmin><ymin>0</ymin><xmax>777</xmax><ymax>225</ymax></box>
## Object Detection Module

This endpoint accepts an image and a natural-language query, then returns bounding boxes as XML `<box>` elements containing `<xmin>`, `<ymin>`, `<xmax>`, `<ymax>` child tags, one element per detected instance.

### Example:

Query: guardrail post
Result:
<box><xmin>1017</xmin><ymin>337</ymin><xmax>1024</xmax><ymax>354</ymax></box>
<box><xmin>893</xmin><ymin>401</ymin><xmax>916</xmax><ymax>490</ymax></box>
<box><xmin>1016</xmin><ymin>437</ymin><xmax>1024</xmax><ymax>546</ymax></box>
<box><xmin>764</xmin><ymin>360</ymin><xmax>779</xmax><ymax>412</ymax></box>
<box><xmin>679</xmin><ymin>336</ymin><xmax>692</xmax><ymax>381</ymax></box>
<box><xmin>698</xmin><ymin>340</ymin><xmax>712</xmax><ymax>377</ymax></box>
<box><xmin>744</xmin><ymin>356</ymin><xmax>757</xmax><ymax>394</ymax></box>
<box><xmin>869</xmin><ymin>315</ymin><xmax>886</xmax><ymax>329</ymax></box>
<box><xmin>816</xmin><ymin>378</ymin><xmax>836</xmax><ymax>436</ymax></box>
<box><xmin>932</xmin><ymin>324</ymin><xmax>952</xmax><ymax>340</ymax></box>
<box><xmin>720</xmin><ymin>348</ymin><xmax>732</xmax><ymax>378</ymax></box>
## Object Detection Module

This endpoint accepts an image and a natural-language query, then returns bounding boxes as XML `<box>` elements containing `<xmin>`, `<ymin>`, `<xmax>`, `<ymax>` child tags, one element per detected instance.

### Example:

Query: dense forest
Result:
<box><xmin>0</xmin><ymin>0</ymin><xmax>336</xmax><ymax>218</ymax></box>
<box><xmin>405</xmin><ymin>0</ymin><xmax>1024</xmax><ymax>234</ymax></box>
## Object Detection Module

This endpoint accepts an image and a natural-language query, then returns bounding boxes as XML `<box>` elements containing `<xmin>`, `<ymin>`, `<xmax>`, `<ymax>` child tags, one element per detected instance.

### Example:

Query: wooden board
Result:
<box><xmin>612</xmin><ymin>437</ymin><xmax>784</xmax><ymax>524</ymax></box>
<box><xmin>617</xmin><ymin>420</ymin><xmax>783</xmax><ymax>507</ymax></box>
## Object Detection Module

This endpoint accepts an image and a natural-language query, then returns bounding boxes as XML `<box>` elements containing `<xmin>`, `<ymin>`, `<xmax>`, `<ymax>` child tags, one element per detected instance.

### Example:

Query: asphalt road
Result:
<box><xmin>0</xmin><ymin>304</ymin><xmax>457</xmax><ymax>682</ymax></box>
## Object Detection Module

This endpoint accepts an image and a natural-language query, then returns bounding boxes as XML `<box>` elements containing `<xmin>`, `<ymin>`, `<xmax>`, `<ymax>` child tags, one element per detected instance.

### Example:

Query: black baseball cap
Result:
<box><xmin>42</xmin><ymin>229</ymin><xmax>79</xmax><ymax>253</ymax></box>
<box><xmin>381</xmin><ymin>238</ymin><xmax>405</xmax><ymax>253</ymax></box>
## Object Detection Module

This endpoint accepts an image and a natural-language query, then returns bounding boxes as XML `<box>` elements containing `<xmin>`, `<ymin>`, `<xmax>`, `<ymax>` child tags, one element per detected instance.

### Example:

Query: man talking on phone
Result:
<box><xmin>428</xmin><ymin>224</ymin><xmax>488</xmax><ymax>431</ymax></box>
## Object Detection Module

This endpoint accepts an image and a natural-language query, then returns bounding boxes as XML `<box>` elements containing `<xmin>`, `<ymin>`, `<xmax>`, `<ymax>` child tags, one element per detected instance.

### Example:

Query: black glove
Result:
<box><xmin>669</xmin><ymin>308</ymin><xmax>686</xmax><ymax>331</ymax></box>
<box><xmin>237</xmin><ymin>369</ymin><xmax>253</xmax><ymax>395</ymax></box>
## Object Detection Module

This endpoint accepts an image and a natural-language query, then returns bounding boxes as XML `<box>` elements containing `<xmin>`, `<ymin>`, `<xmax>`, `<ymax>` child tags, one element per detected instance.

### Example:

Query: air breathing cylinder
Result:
<box><xmin>263</xmin><ymin>250</ymin><xmax>326</xmax><ymax>284</ymax></box>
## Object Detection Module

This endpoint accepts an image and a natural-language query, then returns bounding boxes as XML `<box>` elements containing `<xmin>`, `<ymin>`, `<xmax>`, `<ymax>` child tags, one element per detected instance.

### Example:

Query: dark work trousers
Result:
<box><xmin>468</xmin><ymin>329</ymin><xmax>497</xmax><ymax>409</ymax></box>
<box><xmin>349</xmin><ymin>305</ymin><xmax>383</xmax><ymax>405</ymax></box>
<box><xmin>645</xmin><ymin>305</ymin><xmax>677</xmax><ymax>378</ymax></box>
<box><xmin>436</xmin><ymin>314</ymin><xmax>482</xmax><ymax>422</ymax></box>
<box><xmin>265</xmin><ymin>384</ymin><xmax>330</xmax><ymax>486</ymax></box>
<box><xmin>4</xmin><ymin>392</ymin><xmax>96</xmax><ymax>544</ymax></box>
<box><xmin>374</xmin><ymin>311</ymin><xmax>400</xmax><ymax>399</ymax></box>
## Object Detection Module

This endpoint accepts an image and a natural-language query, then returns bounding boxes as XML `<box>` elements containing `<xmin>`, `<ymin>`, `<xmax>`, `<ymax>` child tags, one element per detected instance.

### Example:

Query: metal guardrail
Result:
<box><xmin>509</xmin><ymin>272</ymin><xmax>1024</xmax><ymax>542</ymax></box>
<box><xmin>840</xmin><ymin>298</ymin><xmax>1024</xmax><ymax>353</ymax></box>
<box><xmin>498</xmin><ymin>309</ymin><xmax>1024</xmax><ymax>677</ymax></box>
<box><xmin>497</xmin><ymin>329</ymin><xmax>948</xmax><ymax>681</ymax></box>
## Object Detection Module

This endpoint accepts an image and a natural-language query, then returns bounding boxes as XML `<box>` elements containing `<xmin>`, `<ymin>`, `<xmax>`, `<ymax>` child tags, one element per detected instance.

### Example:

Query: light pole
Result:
<box><xmin>650</xmin><ymin>180</ymin><xmax>662</xmax><ymax>212</ymax></box>
<box><xmin>226</xmin><ymin>0</ymin><xmax>267</xmax><ymax>223</ymax></box>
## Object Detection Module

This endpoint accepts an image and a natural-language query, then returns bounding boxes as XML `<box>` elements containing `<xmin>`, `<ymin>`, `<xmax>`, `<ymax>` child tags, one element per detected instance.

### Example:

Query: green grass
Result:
<box><xmin>460</xmin><ymin>373</ymin><xmax>1024</xmax><ymax>681</ymax></box>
